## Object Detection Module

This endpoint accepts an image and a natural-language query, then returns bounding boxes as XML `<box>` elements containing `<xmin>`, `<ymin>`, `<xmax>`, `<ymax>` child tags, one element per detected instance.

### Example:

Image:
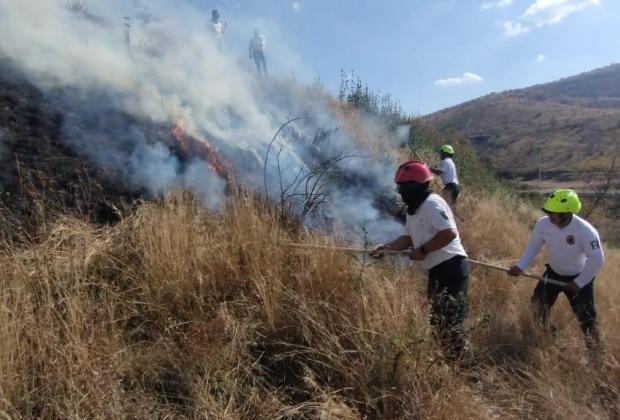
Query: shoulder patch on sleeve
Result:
<box><xmin>590</xmin><ymin>240</ymin><xmax>600</xmax><ymax>250</ymax></box>
<box><xmin>440</xmin><ymin>211</ymin><xmax>449</xmax><ymax>220</ymax></box>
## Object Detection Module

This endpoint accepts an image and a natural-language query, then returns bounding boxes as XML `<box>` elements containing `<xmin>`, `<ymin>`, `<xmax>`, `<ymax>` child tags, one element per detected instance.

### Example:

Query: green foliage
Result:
<box><xmin>337</xmin><ymin>70</ymin><xmax>506</xmax><ymax>195</ymax></box>
<box><xmin>406</xmin><ymin>118</ymin><xmax>505</xmax><ymax>194</ymax></box>
<box><xmin>338</xmin><ymin>70</ymin><xmax>406</xmax><ymax>124</ymax></box>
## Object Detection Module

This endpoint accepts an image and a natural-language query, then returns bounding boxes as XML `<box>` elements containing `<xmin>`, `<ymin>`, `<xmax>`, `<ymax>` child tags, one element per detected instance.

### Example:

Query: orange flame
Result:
<box><xmin>171</xmin><ymin>119</ymin><xmax>186</xmax><ymax>139</ymax></box>
<box><xmin>170</xmin><ymin>120</ymin><xmax>233</xmax><ymax>181</ymax></box>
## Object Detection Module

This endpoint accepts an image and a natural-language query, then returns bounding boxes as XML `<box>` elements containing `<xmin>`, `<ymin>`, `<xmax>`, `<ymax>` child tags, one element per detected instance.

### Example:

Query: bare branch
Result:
<box><xmin>263</xmin><ymin>116</ymin><xmax>308</xmax><ymax>198</ymax></box>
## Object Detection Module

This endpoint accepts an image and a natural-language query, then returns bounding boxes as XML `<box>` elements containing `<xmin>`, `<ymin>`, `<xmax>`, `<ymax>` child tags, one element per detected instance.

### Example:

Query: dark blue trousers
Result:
<box><xmin>427</xmin><ymin>255</ymin><xmax>469</xmax><ymax>359</ymax></box>
<box><xmin>531</xmin><ymin>264</ymin><xmax>597</xmax><ymax>334</ymax></box>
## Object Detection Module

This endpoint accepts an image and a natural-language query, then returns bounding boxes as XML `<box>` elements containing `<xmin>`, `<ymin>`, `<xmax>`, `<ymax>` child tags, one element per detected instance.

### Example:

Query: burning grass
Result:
<box><xmin>170</xmin><ymin>120</ymin><xmax>235</xmax><ymax>183</ymax></box>
<box><xmin>0</xmin><ymin>192</ymin><xmax>619</xmax><ymax>418</ymax></box>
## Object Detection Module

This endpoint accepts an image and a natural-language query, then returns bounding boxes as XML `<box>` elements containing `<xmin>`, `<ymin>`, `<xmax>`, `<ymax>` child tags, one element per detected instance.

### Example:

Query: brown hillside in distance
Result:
<box><xmin>425</xmin><ymin>64</ymin><xmax>620</xmax><ymax>181</ymax></box>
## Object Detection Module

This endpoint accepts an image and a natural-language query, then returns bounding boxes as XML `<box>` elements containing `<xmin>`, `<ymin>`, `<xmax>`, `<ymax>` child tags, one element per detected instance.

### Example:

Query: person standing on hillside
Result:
<box><xmin>210</xmin><ymin>9</ymin><xmax>226</xmax><ymax>49</ymax></box>
<box><xmin>373</xmin><ymin>160</ymin><xmax>470</xmax><ymax>361</ymax></box>
<box><xmin>508</xmin><ymin>189</ymin><xmax>605</xmax><ymax>360</ymax></box>
<box><xmin>430</xmin><ymin>145</ymin><xmax>460</xmax><ymax>204</ymax></box>
<box><xmin>249</xmin><ymin>29</ymin><xmax>268</xmax><ymax>77</ymax></box>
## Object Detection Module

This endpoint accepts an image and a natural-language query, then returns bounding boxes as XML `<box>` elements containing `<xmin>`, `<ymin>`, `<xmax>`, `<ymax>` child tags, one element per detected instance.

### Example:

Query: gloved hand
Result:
<box><xmin>409</xmin><ymin>248</ymin><xmax>425</xmax><ymax>261</ymax></box>
<box><xmin>564</xmin><ymin>280</ymin><xmax>581</xmax><ymax>294</ymax></box>
<box><xmin>370</xmin><ymin>244</ymin><xmax>386</xmax><ymax>259</ymax></box>
<box><xmin>507</xmin><ymin>265</ymin><xmax>523</xmax><ymax>277</ymax></box>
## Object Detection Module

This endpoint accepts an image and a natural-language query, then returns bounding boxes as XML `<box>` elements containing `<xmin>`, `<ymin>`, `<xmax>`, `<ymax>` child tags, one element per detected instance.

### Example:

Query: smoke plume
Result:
<box><xmin>0</xmin><ymin>0</ymin><xmax>405</xmax><ymax>242</ymax></box>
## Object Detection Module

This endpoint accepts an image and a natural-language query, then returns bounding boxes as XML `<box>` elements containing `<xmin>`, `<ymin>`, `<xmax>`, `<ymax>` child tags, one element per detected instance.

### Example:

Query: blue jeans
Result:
<box><xmin>252</xmin><ymin>51</ymin><xmax>268</xmax><ymax>77</ymax></box>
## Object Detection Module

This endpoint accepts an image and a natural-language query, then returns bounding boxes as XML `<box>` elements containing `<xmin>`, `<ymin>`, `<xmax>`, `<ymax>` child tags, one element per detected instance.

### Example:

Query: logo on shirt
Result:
<box><xmin>566</xmin><ymin>235</ymin><xmax>575</xmax><ymax>245</ymax></box>
<box><xmin>440</xmin><ymin>211</ymin><xmax>449</xmax><ymax>220</ymax></box>
<box><xmin>591</xmin><ymin>240</ymin><xmax>600</xmax><ymax>250</ymax></box>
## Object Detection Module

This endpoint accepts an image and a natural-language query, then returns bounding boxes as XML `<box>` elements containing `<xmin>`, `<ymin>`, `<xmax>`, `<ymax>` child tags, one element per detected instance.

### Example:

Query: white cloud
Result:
<box><xmin>502</xmin><ymin>20</ymin><xmax>531</xmax><ymax>36</ymax></box>
<box><xmin>481</xmin><ymin>0</ymin><xmax>513</xmax><ymax>10</ymax></box>
<box><xmin>503</xmin><ymin>0</ymin><xmax>599</xmax><ymax>37</ymax></box>
<box><xmin>291</xmin><ymin>2</ymin><xmax>302</xmax><ymax>11</ymax></box>
<box><xmin>434</xmin><ymin>72</ymin><xmax>484</xmax><ymax>87</ymax></box>
<box><xmin>535</xmin><ymin>53</ymin><xmax>546</xmax><ymax>62</ymax></box>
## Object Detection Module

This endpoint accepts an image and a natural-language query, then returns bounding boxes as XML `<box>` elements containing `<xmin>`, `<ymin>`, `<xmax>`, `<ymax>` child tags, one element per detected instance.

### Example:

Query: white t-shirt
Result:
<box><xmin>405</xmin><ymin>193</ymin><xmax>467</xmax><ymax>271</ymax></box>
<box><xmin>440</xmin><ymin>157</ymin><xmax>458</xmax><ymax>186</ymax></box>
<box><xmin>211</xmin><ymin>21</ymin><xmax>225</xmax><ymax>40</ymax></box>
<box><xmin>516</xmin><ymin>215</ymin><xmax>605</xmax><ymax>287</ymax></box>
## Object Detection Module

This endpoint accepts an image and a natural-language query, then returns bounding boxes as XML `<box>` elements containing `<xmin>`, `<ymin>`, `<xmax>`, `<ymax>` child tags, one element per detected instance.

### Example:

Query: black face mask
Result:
<box><xmin>398</xmin><ymin>182</ymin><xmax>431</xmax><ymax>215</ymax></box>
<box><xmin>543</xmin><ymin>210</ymin><xmax>572</xmax><ymax>227</ymax></box>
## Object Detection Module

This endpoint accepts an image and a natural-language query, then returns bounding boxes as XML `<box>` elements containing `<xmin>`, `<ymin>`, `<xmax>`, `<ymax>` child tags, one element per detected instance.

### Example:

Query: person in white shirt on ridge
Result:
<box><xmin>373</xmin><ymin>160</ymin><xmax>470</xmax><ymax>361</ymax></box>
<box><xmin>508</xmin><ymin>189</ymin><xmax>605</xmax><ymax>357</ymax></box>
<box><xmin>249</xmin><ymin>29</ymin><xmax>268</xmax><ymax>77</ymax></box>
<box><xmin>431</xmin><ymin>144</ymin><xmax>460</xmax><ymax>204</ymax></box>
<box><xmin>210</xmin><ymin>9</ymin><xmax>226</xmax><ymax>49</ymax></box>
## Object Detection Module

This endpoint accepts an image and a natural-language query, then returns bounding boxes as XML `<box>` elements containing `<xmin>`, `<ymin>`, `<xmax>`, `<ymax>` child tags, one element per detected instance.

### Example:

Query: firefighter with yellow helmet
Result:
<box><xmin>431</xmin><ymin>144</ymin><xmax>460</xmax><ymax>204</ymax></box>
<box><xmin>508</xmin><ymin>189</ymin><xmax>605</xmax><ymax>358</ymax></box>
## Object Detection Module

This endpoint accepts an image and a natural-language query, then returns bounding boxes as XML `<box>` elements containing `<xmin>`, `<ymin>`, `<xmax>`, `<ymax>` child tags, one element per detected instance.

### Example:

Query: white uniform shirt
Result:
<box><xmin>405</xmin><ymin>193</ymin><xmax>467</xmax><ymax>271</ymax></box>
<box><xmin>440</xmin><ymin>157</ymin><xmax>458</xmax><ymax>186</ymax></box>
<box><xmin>516</xmin><ymin>215</ymin><xmax>604</xmax><ymax>287</ymax></box>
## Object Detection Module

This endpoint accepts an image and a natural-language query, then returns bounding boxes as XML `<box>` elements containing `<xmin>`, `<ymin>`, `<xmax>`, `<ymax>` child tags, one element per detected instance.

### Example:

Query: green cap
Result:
<box><xmin>438</xmin><ymin>144</ymin><xmax>454</xmax><ymax>155</ymax></box>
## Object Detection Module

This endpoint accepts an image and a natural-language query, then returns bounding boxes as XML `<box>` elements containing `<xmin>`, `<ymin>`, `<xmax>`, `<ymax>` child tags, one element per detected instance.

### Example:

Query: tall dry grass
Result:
<box><xmin>0</xmin><ymin>192</ymin><xmax>618</xmax><ymax>419</ymax></box>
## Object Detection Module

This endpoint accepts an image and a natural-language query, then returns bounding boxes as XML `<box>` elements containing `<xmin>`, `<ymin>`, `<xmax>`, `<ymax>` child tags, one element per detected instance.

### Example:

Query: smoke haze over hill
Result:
<box><xmin>0</xmin><ymin>0</ymin><xmax>406</xmax><ymax>241</ymax></box>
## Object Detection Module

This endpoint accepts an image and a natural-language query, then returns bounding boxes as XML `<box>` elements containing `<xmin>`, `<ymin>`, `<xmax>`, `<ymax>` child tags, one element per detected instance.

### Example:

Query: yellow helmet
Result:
<box><xmin>543</xmin><ymin>189</ymin><xmax>582</xmax><ymax>214</ymax></box>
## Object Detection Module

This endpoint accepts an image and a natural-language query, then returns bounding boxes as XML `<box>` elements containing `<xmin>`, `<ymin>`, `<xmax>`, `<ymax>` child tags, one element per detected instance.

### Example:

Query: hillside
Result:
<box><xmin>2</xmin><ymin>2</ymin><xmax>620</xmax><ymax>418</ymax></box>
<box><xmin>2</xmin><ymin>67</ymin><xmax>620</xmax><ymax>416</ymax></box>
<box><xmin>425</xmin><ymin>64</ymin><xmax>620</xmax><ymax>182</ymax></box>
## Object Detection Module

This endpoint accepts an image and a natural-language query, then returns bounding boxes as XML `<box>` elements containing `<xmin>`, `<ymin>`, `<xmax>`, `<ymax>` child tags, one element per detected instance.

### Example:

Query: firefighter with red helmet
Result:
<box><xmin>374</xmin><ymin>160</ymin><xmax>470</xmax><ymax>360</ymax></box>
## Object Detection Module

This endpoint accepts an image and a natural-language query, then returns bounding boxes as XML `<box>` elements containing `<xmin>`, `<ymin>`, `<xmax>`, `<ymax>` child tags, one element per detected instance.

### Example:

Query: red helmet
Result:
<box><xmin>394</xmin><ymin>160</ymin><xmax>433</xmax><ymax>184</ymax></box>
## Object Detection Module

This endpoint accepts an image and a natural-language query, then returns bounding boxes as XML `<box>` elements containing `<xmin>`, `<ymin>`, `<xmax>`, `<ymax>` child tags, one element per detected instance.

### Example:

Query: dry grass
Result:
<box><xmin>0</xmin><ymin>191</ymin><xmax>618</xmax><ymax>419</ymax></box>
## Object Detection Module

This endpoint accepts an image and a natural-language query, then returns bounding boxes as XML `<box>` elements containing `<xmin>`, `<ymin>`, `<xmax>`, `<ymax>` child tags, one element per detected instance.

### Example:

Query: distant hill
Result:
<box><xmin>425</xmin><ymin>64</ymin><xmax>620</xmax><ymax>182</ymax></box>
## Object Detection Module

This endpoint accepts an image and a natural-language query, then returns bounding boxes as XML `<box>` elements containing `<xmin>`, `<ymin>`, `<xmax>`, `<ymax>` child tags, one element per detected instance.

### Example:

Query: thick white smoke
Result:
<box><xmin>0</xmin><ymin>0</ymin><xmax>404</xmax><ymax>242</ymax></box>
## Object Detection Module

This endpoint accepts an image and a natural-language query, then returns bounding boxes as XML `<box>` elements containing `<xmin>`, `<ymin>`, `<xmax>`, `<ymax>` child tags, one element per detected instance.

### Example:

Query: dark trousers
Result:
<box><xmin>531</xmin><ymin>265</ymin><xmax>602</xmax><ymax>352</ymax></box>
<box><xmin>427</xmin><ymin>255</ymin><xmax>469</xmax><ymax>359</ymax></box>
<box><xmin>443</xmin><ymin>183</ymin><xmax>460</xmax><ymax>203</ymax></box>
<box><xmin>252</xmin><ymin>51</ymin><xmax>268</xmax><ymax>77</ymax></box>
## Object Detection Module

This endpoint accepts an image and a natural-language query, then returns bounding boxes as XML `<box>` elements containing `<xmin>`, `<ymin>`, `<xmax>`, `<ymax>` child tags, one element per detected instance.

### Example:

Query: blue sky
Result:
<box><xmin>194</xmin><ymin>0</ymin><xmax>620</xmax><ymax>115</ymax></box>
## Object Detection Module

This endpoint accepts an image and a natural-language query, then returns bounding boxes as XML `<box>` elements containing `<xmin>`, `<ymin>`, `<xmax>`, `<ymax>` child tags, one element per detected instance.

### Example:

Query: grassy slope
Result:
<box><xmin>424</xmin><ymin>64</ymin><xmax>620</xmax><ymax>180</ymax></box>
<box><xmin>426</xmin><ymin>95</ymin><xmax>620</xmax><ymax>178</ymax></box>
<box><xmin>1</xmin><ymin>192</ymin><xmax>618</xmax><ymax>419</ymax></box>
<box><xmin>0</xmin><ymin>89</ymin><xmax>619</xmax><ymax>417</ymax></box>
<box><xmin>1</xmin><ymin>166</ymin><xmax>619</xmax><ymax>417</ymax></box>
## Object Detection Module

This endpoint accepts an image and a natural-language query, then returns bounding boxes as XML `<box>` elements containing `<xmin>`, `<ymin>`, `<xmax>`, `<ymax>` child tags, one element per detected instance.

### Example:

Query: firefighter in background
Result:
<box><xmin>249</xmin><ymin>29</ymin><xmax>268</xmax><ymax>77</ymax></box>
<box><xmin>374</xmin><ymin>160</ymin><xmax>470</xmax><ymax>360</ymax></box>
<box><xmin>431</xmin><ymin>144</ymin><xmax>460</xmax><ymax>204</ymax></box>
<box><xmin>508</xmin><ymin>189</ymin><xmax>605</xmax><ymax>361</ymax></box>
